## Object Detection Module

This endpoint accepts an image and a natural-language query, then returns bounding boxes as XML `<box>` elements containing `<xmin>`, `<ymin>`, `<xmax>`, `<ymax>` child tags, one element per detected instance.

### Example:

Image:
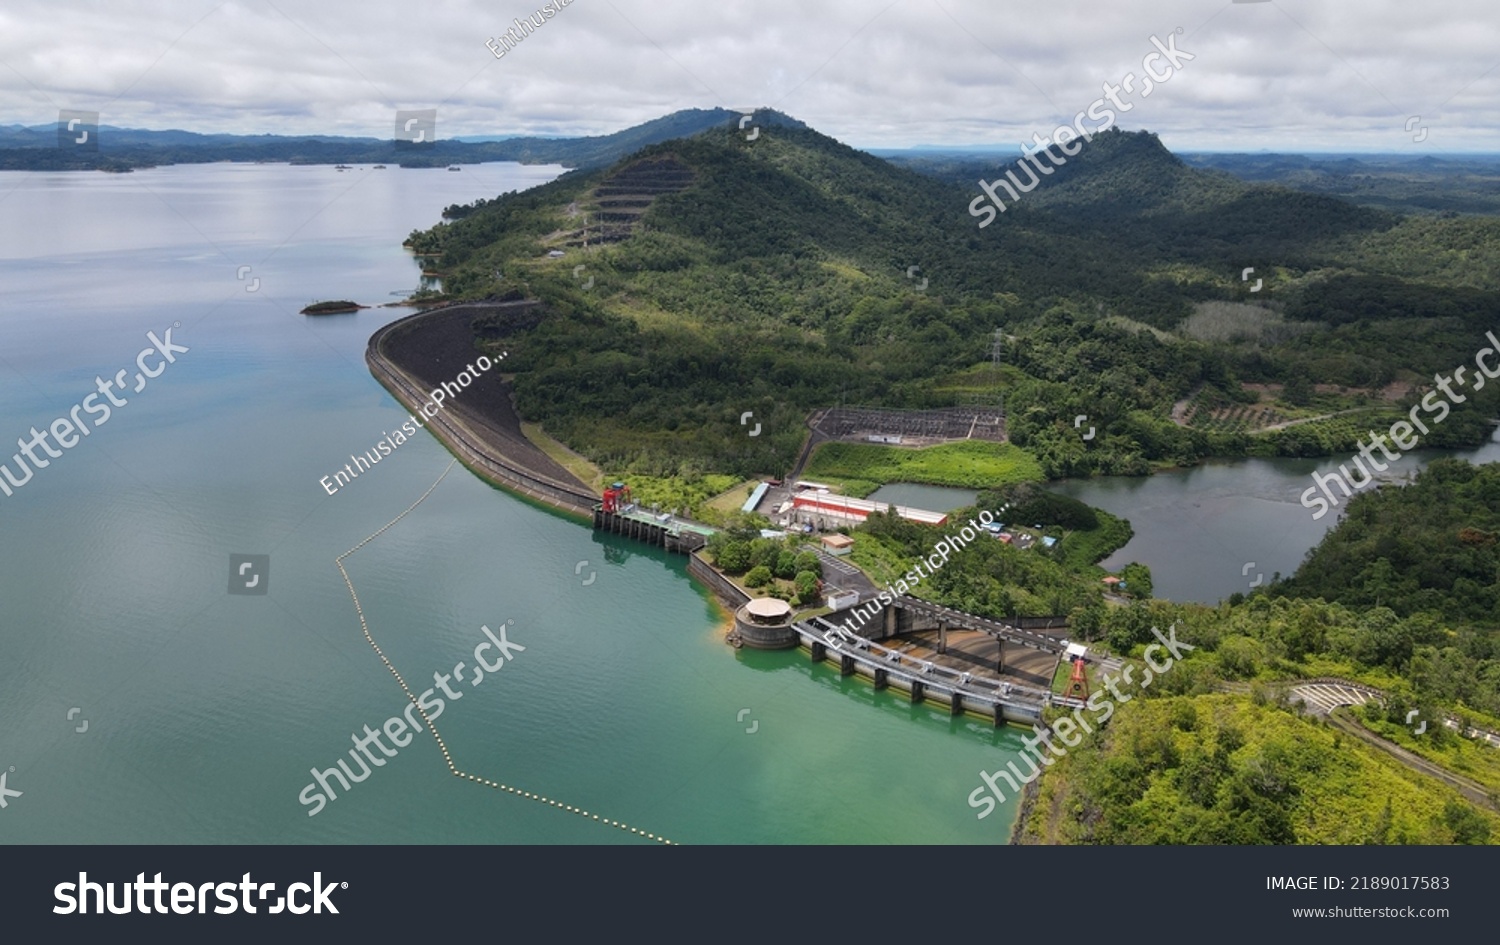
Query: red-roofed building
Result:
<box><xmin>791</xmin><ymin>492</ymin><xmax>947</xmax><ymax>527</ymax></box>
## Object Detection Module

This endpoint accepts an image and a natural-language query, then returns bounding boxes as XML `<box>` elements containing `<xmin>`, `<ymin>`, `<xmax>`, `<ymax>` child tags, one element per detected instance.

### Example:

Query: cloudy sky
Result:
<box><xmin>2</xmin><ymin>0</ymin><xmax>1496</xmax><ymax>153</ymax></box>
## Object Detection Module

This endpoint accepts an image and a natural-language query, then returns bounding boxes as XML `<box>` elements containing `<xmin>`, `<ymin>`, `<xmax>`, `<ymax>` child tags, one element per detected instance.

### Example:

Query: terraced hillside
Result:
<box><xmin>570</xmin><ymin>156</ymin><xmax>697</xmax><ymax>246</ymax></box>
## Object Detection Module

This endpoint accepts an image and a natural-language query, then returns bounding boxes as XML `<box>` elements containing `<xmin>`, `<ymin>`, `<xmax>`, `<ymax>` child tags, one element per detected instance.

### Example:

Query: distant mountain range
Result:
<box><xmin>0</xmin><ymin>108</ymin><xmax>808</xmax><ymax>172</ymax></box>
<box><xmin>885</xmin><ymin>146</ymin><xmax>1500</xmax><ymax>217</ymax></box>
<box><xmin>1177</xmin><ymin>151</ymin><xmax>1500</xmax><ymax>215</ymax></box>
<box><xmin>6</xmin><ymin>108</ymin><xmax>1497</xmax><ymax>215</ymax></box>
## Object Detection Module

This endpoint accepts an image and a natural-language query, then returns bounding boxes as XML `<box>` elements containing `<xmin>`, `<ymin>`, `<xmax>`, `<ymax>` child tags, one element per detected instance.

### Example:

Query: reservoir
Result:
<box><xmin>0</xmin><ymin>163</ymin><xmax>1028</xmax><ymax>844</ymax></box>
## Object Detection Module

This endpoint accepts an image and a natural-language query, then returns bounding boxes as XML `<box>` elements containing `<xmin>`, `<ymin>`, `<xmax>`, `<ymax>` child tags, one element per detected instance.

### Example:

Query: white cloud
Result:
<box><xmin>0</xmin><ymin>0</ymin><xmax>1495</xmax><ymax>151</ymax></box>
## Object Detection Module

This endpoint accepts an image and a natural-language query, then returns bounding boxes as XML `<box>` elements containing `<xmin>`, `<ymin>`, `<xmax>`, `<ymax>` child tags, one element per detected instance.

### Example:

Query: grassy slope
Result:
<box><xmin>1354</xmin><ymin>711</ymin><xmax>1500</xmax><ymax>797</ymax></box>
<box><xmin>802</xmin><ymin>441</ymin><xmax>1043</xmax><ymax>496</ymax></box>
<box><xmin>520</xmin><ymin>421</ymin><xmax>604</xmax><ymax>492</ymax></box>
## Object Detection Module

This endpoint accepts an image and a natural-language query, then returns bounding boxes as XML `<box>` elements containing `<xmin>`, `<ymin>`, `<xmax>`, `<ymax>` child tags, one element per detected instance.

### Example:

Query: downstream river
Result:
<box><xmin>1055</xmin><ymin>438</ymin><xmax>1500</xmax><ymax>604</ymax></box>
<box><xmin>0</xmin><ymin>163</ymin><xmax>1028</xmax><ymax>844</ymax></box>
<box><xmin>868</xmin><ymin>440</ymin><xmax>1500</xmax><ymax>606</ymax></box>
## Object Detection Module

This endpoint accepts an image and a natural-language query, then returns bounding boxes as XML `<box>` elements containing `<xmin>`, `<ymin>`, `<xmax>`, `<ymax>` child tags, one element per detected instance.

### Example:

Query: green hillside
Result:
<box><xmin>404</xmin><ymin>117</ymin><xmax>1500</xmax><ymax>483</ymax></box>
<box><xmin>1019</xmin><ymin>694</ymin><xmax>1499</xmax><ymax>845</ymax></box>
<box><xmin>1272</xmin><ymin>459</ymin><xmax>1500</xmax><ymax>629</ymax></box>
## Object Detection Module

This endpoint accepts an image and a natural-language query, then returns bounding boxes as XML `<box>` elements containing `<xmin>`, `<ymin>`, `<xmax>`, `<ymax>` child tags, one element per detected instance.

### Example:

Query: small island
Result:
<box><xmin>300</xmin><ymin>300</ymin><xmax>365</xmax><ymax>315</ymax></box>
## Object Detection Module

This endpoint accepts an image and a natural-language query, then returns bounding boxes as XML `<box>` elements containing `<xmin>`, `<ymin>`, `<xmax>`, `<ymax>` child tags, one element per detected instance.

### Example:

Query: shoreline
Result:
<box><xmin>370</xmin><ymin>304</ymin><xmax>1040</xmax><ymax>844</ymax></box>
<box><xmin>1009</xmin><ymin>773</ymin><xmax>1042</xmax><ymax>845</ymax></box>
<box><xmin>365</xmin><ymin>303</ymin><xmax>599</xmax><ymax>520</ymax></box>
<box><xmin>370</xmin><ymin>304</ymin><xmax>1500</xmax><ymax>519</ymax></box>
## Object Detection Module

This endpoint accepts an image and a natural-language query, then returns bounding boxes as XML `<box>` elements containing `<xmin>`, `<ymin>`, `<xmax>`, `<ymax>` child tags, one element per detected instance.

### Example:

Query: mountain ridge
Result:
<box><xmin>0</xmin><ymin>107</ymin><xmax>809</xmax><ymax>171</ymax></box>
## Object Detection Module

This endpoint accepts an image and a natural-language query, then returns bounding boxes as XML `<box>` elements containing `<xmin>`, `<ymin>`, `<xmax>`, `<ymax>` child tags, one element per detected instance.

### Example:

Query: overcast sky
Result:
<box><xmin>2</xmin><ymin>0</ymin><xmax>1496</xmax><ymax>153</ymax></box>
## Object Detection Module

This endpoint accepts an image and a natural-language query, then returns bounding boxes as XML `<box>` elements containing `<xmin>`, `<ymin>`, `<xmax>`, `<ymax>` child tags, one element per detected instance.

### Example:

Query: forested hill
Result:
<box><xmin>414</xmin><ymin>123</ymin><xmax>1408</xmax><ymax>329</ymax></box>
<box><xmin>892</xmin><ymin>129</ymin><xmax>1400</xmax><ymax>271</ymax></box>
<box><xmin>401</xmin><ymin>114</ymin><xmax>1500</xmax><ymax>481</ymax></box>
<box><xmin>1272</xmin><ymin>459</ymin><xmax>1500</xmax><ymax>628</ymax></box>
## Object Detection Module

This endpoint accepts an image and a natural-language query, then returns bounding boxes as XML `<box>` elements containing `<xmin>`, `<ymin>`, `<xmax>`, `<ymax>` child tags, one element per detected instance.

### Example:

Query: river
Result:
<box><xmin>859</xmin><ymin>437</ymin><xmax>1500</xmax><ymax>606</ymax></box>
<box><xmin>1054</xmin><ymin>434</ymin><xmax>1500</xmax><ymax>604</ymax></box>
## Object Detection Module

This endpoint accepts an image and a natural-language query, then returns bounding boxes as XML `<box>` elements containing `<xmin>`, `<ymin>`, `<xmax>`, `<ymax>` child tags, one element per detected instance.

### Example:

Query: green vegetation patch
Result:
<box><xmin>1354</xmin><ymin>705</ymin><xmax>1500</xmax><ymax>798</ymax></box>
<box><xmin>1056</xmin><ymin>510</ymin><xmax>1133</xmax><ymax>571</ymax></box>
<box><xmin>803</xmin><ymin>440</ymin><xmax>1043</xmax><ymax>491</ymax></box>
<box><xmin>847</xmin><ymin>532</ymin><xmax>910</xmax><ymax>590</ymax></box>
<box><xmin>1020</xmin><ymin>694</ymin><xmax>1500</xmax><ymax>845</ymax></box>
<box><xmin>301</xmin><ymin>300</ymin><xmax>363</xmax><ymax>314</ymax></box>
<box><xmin>612</xmin><ymin>474</ymin><xmax>738</xmax><ymax>521</ymax></box>
<box><xmin>704</xmin><ymin>525</ymin><xmax>826</xmax><ymax>607</ymax></box>
<box><xmin>1272</xmin><ymin>459</ymin><xmax>1500</xmax><ymax>628</ymax></box>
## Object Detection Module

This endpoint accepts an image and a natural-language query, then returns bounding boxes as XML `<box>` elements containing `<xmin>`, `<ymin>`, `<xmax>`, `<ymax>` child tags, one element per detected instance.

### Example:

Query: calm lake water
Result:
<box><xmin>861</xmin><ymin>442</ymin><xmax>1500</xmax><ymax>608</ymax></box>
<box><xmin>0</xmin><ymin>163</ymin><xmax>1030</xmax><ymax>844</ymax></box>
<box><xmin>1055</xmin><ymin>433</ymin><xmax>1500</xmax><ymax>604</ymax></box>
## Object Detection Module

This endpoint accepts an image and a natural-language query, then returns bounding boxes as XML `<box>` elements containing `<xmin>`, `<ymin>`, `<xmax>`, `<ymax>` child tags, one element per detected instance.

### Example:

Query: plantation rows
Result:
<box><xmin>1185</xmin><ymin>401</ymin><xmax>1289</xmax><ymax>432</ymax></box>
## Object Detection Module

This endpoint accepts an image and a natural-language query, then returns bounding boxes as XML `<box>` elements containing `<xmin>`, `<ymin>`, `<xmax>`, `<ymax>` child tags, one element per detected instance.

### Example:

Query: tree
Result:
<box><xmin>1442</xmin><ymin>799</ymin><xmax>1491</xmax><ymax>845</ymax></box>
<box><xmin>748</xmin><ymin>538</ymin><xmax>781</xmax><ymax>571</ymax></box>
<box><xmin>714</xmin><ymin>540</ymin><xmax>751</xmax><ymax>574</ymax></box>
<box><xmin>794</xmin><ymin>571</ymin><xmax>820</xmax><ymax>602</ymax></box>
<box><xmin>1357</xmin><ymin>607</ymin><xmax>1414</xmax><ymax>671</ymax></box>
<box><xmin>774</xmin><ymin>550</ymin><xmax>798</xmax><ymax>580</ymax></box>
<box><xmin>1121</xmin><ymin>562</ymin><xmax>1153</xmax><ymax>599</ymax></box>
<box><xmin>793</xmin><ymin>551</ymin><xmax>822</xmax><ymax>576</ymax></box>
<box><xmin>1069</xmin><ymin>602</ymin><xmax>1104</xmax><ymax>642</ymax></box>
<box><xmin>1104</xmin><ymin>603</ymin><xmax>1154</xmax><ymax>653</ymax></box>
<box><xmin>744</xmin><ymin>565</ymin><xmax>773</xmax><ymax>588</ymax></box>
<box><xmin>720</xmin><ymin>512</ymin><xmax>763</xmax><ymax>543</ymax></box>
<box><xmin>1215</xmin><ymin>636</ymin><xmax>1265</xmax><ymax>680</ymax></box>
<box><xmin>1283</xmin><ymin>373</ymin><xmax>1313</xmax><ymax>407</ymax></box>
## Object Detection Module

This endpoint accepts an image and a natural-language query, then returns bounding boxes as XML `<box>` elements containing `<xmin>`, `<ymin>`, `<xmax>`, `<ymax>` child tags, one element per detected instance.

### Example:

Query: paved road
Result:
<box><xmin>1326</xmin><ymin>711</ymin><xmax>1497</xmax><ymax>811</ymax></box>
<box><xmin>1289</xmin><ymin>680</ymin><xmax>1500</xmax><ymax>747</ymax></box>
<box><xmin>802</xmin><ymin>546</ymin><xmax>879</xmax><ymax>597</ymax></box>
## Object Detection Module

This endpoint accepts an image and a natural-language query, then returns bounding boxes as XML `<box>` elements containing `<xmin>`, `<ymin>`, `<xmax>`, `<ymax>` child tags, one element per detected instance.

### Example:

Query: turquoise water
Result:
<box><xmin>0</xmin><ymin>164</ymin><xmax>1028</xmax><ymax>844</ymax></box>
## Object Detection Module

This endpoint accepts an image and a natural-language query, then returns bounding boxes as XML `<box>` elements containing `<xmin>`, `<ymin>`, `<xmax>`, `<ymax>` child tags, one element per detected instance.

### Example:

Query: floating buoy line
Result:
<box><xmin>335</xmin><ymin>458</ymin><xmax>675</xmax><ymax>845</ymax></box>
